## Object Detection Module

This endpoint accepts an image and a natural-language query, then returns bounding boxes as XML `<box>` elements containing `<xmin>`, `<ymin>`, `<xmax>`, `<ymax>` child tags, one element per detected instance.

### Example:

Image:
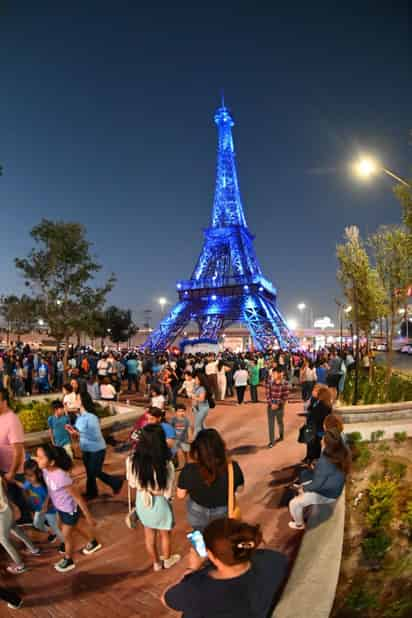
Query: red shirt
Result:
<box><xmin>265</xmin><ymin>380</ymin><xmax>289</xmax><ymax>404</ymax></box>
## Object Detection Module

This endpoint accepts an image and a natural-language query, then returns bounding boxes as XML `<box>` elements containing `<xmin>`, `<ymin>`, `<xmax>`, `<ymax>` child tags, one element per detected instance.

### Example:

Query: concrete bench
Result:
<box><xmin>273</xmin><ymin>490</ymin><xmax>345</xmax><ymax>618</ymax></box>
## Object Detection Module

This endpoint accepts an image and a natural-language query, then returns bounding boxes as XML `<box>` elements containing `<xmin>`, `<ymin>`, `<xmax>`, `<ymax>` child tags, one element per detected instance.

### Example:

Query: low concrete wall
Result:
<box><xmin>274</xmin><ymin>490</ymin><xmax>345</xmax><ymax>618</ymax></box>
<box><xmin>21</xmin><ymin>398</ymin><xmax>144</xmax><ymax>448</ymax></box>
<box><xmin>338</xmin><ymin>400</ymin><xmax>412</xmax><ymax>424</ymax></box>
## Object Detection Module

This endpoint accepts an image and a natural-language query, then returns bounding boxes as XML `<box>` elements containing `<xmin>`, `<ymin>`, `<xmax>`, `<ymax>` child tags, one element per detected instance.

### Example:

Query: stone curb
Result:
<box><xmin>22</xmin><ymin>401</ymin><xmax>143</xmax><ymax>448</ymax></box>
<box><xmin>273</xmin><ymin>490</ymin><xmax>345</xmax><ymax>618</ymax></box>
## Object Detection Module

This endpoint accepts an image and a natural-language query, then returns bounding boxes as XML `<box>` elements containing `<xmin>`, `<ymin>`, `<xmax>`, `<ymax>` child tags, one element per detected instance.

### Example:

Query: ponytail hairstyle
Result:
<box><xmin>204</xmin><ymin>518</ymin><xmax>262</xmax><ymax>566</ymax></box>
<box><xmin>39</xmin><ymin>443</ymin><xmax>73</xmax><ymax>472</ymax></box>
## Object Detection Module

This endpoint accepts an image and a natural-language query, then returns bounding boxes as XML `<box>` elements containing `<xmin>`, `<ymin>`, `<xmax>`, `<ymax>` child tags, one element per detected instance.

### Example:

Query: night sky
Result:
<box><xmin>1</xmin><ymin>2</ymin><xmax>410</xmax><ymax>328</ymax></box>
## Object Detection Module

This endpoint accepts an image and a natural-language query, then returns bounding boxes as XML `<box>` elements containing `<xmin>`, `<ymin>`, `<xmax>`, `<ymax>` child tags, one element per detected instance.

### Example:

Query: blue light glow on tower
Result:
<box><xmin>142</xmin><ymin>100</ymin><xmax>297</xmax><ymax>352</ymax></box>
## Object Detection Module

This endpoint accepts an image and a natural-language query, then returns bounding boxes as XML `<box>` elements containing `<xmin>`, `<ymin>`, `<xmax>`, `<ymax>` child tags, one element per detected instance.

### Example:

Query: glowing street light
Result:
<box><xmin>353</xmin><ymin>155</ymin><xmax>411</xmax><ymax>187</ymax></box>
<box><xmin>297</xmin><ymin>302</ymin><xmax>306</xmax><ymax>311</ymax></box>
<box><xmin>38</xmin><ymin>319</ymin><xmax>44</xmax><ymax>327</ymax></box>
<box><xmin>286</xmin><ymin>317</ymin><xmax>298</xmax><ymax>331</ymax></box>
<box><xmin>158</xmin><ymin>297</ymin><xmax>167</xmax><ymax>318</ymax></box>
<box><xmin>344</xmin><ymin>305</ymin><xmax>352</xmax><ymax>313</ymax></box>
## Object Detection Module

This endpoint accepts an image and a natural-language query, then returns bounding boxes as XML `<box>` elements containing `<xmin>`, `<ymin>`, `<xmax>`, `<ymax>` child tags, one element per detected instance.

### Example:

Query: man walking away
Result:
<box><xmin>266</xmin><ymin>367</ymin><xmax>289</xmax><ymax>448</ymax></box>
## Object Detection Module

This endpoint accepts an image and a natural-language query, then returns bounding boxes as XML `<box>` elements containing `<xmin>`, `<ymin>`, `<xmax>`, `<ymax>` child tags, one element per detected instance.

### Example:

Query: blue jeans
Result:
<box><xmin>33</xmin><ymin>511</ymin><xmax>64</xmax><ymax>541</ymax></box>
<box><xmin>193</xmin><ymin>403</ymin><xmax>209</xmax><ymax>439</ymax></box>
<box><xmin>187</xmin><ymin>498</ymin><xmax>227</xmax><ymax>531</ymax></box>
<box><xmin>82</xmin><ymin>449</ymin><xmax>123</xmax><ymax>498</ymax></box>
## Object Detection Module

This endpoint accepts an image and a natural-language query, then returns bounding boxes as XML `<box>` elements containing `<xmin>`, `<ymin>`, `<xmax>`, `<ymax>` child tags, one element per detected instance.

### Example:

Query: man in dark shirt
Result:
<box><xmin>164</xmin><ymin>545</ymin><xmax>287</xmax><ymax>617</ymax></box>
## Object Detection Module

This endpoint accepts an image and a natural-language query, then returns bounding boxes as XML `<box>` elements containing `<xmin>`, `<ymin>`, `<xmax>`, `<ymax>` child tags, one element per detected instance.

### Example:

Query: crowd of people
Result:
<box><xmin>0</xmin><ymin>343</ymin><xmax>354</xmax><ymax>614</ymax></box>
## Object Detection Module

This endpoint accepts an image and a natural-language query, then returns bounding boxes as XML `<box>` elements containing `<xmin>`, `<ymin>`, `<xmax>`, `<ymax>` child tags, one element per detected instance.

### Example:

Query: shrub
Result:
<box><xmin>16</xmin><ymin>398</ymin><xmax>113</xmax><ymax>432</ymax></box>
<box><xmin>393</xmin><ymin>431</ymin><xmax>408</xmax><ymax>444</ymax></box>
<box><xmin>371</xmin><ymin>430</ymin><xmax>385</xmax><ymax>442</ymax></box>
<box><xmin>354</xmin><ymin>442</ymin><xmax>372</xmax><ymax>469</ymax></box>
<box><xmin>346</xmin><ymin>431</ymin><xmax>363</xmax><ymax>444</ymax></box>
<box><xmin>382</xmin><ymin>459</ymin><xmax>407</xmax><ymax>481</ymax></box>
<box><xmin>383</xmin><ymin>598</ymin><xmax>412</xmax><ymax>618</ymax></box>
<box><xmin>343</xmin><ymin>365</ymin><xmax>412</xmax><ymax>405</ymax></box>
<box><xmin>366</xmin><ymin>479</ymin><xmax>397</xmax><ymax>530</ymax></box>
<box><xmin>361</xmin><ymin>532</ymin><xmax>391</xmax><ymax>562</ymax></box>
<box><xmin>345</xmin><ymin>588</ymin><xmax>379</xmax><ymax>612</ymax></box>
<box><xmin>401</xmin><ymin>501</ymin><xmax>412</xmax><ymax>536</ymax></box>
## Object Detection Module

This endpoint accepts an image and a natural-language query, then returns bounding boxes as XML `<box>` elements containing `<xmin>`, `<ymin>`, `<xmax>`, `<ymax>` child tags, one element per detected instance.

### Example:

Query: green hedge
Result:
<box><xmin>343</xmin><ymin>366</ymin><xmax>412</xmax><ymax>405</ymax></box>
<box><xmin>10</xmin><ymin>398</ymin><xmax>114</xmax><ymax>433</ymax></box>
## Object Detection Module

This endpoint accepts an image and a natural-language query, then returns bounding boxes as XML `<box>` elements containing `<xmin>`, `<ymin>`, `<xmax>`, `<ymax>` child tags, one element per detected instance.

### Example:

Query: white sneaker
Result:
<box><xmin>163</xmin><ymin>554</ymin><xmax>181</xmax><ymax>569</ymax></box>
<box><xmin>153</xmin><ymin>561</ymin><xmax>163</xmax><ymax>572</ymax></box>
<box><xmin>288</xmin><ymin>521</ymin><xmax>305</xmax><ymax>530</ymax></box>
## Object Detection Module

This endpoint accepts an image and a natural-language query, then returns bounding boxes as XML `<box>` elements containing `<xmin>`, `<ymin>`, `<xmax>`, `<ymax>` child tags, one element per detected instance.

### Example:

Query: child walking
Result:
<box><xmin>36</xmin><ymin>443</ymin><xmax>102</xmax><ymax>573</ymax></box>
<box><xmin>23</xmin><ymin>459</ymin><xmax>65</xmax><ymax>545</ymax></box>
<box><xmin>170</xmin><ymin>404</ymin><xmax>190</xmax><ymax>469</ymax></box>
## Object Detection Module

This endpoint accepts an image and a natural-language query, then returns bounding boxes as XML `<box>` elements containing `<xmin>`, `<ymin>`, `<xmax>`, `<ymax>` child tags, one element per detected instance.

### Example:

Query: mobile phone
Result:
<box><xmin>187</xmin><ymin>530</ymin><xmax>207</xmax><ymax>558</ymax></box>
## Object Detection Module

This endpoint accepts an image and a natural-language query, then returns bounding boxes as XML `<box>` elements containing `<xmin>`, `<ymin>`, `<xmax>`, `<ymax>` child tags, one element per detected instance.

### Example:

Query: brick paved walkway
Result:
<box><xmin>1</xmin><ymin>389</ymin><xmax>306</xmax><ymax>617</ymax></box>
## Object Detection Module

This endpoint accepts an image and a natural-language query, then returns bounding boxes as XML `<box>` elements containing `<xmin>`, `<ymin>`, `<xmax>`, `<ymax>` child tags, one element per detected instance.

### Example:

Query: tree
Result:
<box><xmin>0</xmin><ymin>294</ymin><xmax>39</xmax><ymax>342</ymax></box>
<box><xmin>369</xmin><ymin>225</ymin><xmax>411</xmax><ymax>373</ymax></box>
<box><xmin>15</xmin><ymin>219</ymin><xmax>115</xmax><ymax>370</ymax></box>
<box><xmin>104</xmin><ymin>306</ymin><xmax>138</xmax><ymax>347</ymax></box>
<box><xmin>394</xmin><ymin>182</ymin><xmax>412</xmax><ymax>236</ymax></box>
<box><xmin>337</xmin><ymin>226</ymin><xmax>386</xmax><ymax>404</ymax></box>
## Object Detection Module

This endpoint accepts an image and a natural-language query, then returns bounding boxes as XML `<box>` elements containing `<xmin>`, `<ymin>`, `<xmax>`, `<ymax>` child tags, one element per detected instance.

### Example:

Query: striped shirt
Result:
<box><xmin>266</xmin><ymin>380</ymin><xmax>289</xmax><ymax>404</ymax></box>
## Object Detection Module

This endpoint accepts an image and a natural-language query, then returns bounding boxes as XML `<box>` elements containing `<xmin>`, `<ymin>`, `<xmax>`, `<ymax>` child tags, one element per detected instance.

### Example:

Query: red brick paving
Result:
<box><xmin>1</xmin><ymin>389</ymin><xmax>306</xmax><ymax>617</ymax></box>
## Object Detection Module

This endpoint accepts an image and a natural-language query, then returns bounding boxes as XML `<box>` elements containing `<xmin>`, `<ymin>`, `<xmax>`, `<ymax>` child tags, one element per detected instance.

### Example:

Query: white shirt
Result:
<box><xmin>205</xmin><ymin>361</ymin><xmax>218</xmax><ymax>375</ymax></box>
<box><xmin>180</xmin><ymin>379</ymin><xmax>195</xmax><ymax>398</ymax></box>
<box><xmin>100</xmin><ymin>384</ymin><xmax>116</xmax><ymax>400</ymax></box>
<box><xmin>233</xmin><ymin>369</ymin><xmax>248</xmax><ymax>387</ymax></box>
<box><xmin>151</xmin><ymin>394</ymin><xmax>165</xmax><ymax>410</ymax></box>
<box><xmin>97</xmin><ymin>359</ymin><xmax>109</xmax><ymax>376</ymax></box>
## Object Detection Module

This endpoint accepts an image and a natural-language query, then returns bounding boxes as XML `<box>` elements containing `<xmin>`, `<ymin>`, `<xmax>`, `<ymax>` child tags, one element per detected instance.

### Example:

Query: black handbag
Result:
<box><xmin>298</xmin><ymin>423</ymin><xmax>316</xmax><ymax>444</ymax></box>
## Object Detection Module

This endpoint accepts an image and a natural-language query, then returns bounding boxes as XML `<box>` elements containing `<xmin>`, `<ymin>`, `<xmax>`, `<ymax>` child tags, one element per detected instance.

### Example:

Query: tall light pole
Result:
<box><xmin>297</xmin><ymin>302</ymin><xmax>313</xmax><ymax>329</ymax></box>
<box><xmin>353</xmin><ymin>156</ymin><xmax>411</xmax><ymax>188</ymax></box>
<box><xmin>158</xmin><ymin>297</ymin><xmax>167</xmax><ymax>319</ymax></box>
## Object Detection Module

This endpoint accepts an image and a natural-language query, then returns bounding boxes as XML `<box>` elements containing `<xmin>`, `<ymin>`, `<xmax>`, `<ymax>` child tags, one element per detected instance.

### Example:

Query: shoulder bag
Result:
<box><xmin>228</xmin><ymin>461</ymin><xmax>242</xmax><ymax>520</ymax></box>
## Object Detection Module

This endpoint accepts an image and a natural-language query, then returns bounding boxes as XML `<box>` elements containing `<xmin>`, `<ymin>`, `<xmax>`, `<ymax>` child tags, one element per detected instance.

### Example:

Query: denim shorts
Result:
<box><xmin>57</xmin><ymin>509</ymin><xmax>80</xmax><ymax>526</ymax></box>
<box><xmin>187</xmin><ymin>498</ymin><xmax>227</xmax><ymax>531</ymax></box>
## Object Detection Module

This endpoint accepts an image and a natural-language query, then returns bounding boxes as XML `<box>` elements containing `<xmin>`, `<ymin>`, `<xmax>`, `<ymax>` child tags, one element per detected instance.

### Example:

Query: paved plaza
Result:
<box><xmin>1</xmin><ymin>391</ymin><xmax>305</xmax><ymax>617</ymax></box>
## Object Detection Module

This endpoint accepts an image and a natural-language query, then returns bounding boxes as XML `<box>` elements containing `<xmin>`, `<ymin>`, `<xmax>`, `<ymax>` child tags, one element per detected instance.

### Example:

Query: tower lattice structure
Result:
<box><xmin>142</xmin><ymin>103</ymin><xmax>297</xmax><ymax>352</ymax></box>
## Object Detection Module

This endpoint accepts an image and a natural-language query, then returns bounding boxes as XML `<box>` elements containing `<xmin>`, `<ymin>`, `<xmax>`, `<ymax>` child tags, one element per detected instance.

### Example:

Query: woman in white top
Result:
<box><xmin>126</xmin><ymin>424</ymin><xmax>180</xmax><ymax>572</ymax></box>
<box><xmin>233</xmin><ymin>364</ymin><xmax>249</xmax><ymax>405</ymax></box>
<box><xmin>217</xmin><ymin>360</ymin><xmax>230</xmax><ymax>401</ymax></box>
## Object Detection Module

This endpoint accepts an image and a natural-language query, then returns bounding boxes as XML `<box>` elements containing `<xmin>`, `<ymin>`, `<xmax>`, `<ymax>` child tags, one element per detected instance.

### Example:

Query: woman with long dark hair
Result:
<box><xmin>191</xmin><ymin>372</ymin><xmax>211</xmax><ymax>438</ymax></box>
<box><xmin>302</xmin><ymin>384</ymin><xmax>332</xmax><ymax>464</ymax></box>
<box><xmin>126</xmin><ymin>424</ymin><xmax>180</xmax><ymax>571</ymax></box>
<box><xmin>177</xmin><ymin>428</ymin><xmax>244</xmax><ymax>531</ymax></box>
<box><xmin>289</xmin><ymin>428</ymin><xmax>351</xmax><ymax>530</ymax></box>
<box><xmin>163</xmin><ymin>518</ymin><xmax>287</xmax><ymax>617</ymax></box>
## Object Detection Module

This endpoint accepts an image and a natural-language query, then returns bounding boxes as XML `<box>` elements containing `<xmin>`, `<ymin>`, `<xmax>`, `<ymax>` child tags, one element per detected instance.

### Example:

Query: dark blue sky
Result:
<box><xmin>1</xmin><ymin>2</ymin><xmax>410</xmax><ymax>327</ymax></box>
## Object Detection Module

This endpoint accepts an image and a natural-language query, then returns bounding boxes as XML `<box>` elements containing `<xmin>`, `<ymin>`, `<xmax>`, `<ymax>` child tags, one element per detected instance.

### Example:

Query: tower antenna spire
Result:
<box><xmin>221</xmin><ymin>89</ymin><xmax>225</xmax><ymax>108</ymax></box>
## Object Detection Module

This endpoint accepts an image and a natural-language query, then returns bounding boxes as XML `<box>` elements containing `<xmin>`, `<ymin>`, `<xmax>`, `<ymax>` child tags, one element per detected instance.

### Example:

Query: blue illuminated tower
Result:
<box><xmin>142</xmin><ymin>102</ymin><xmax>297</xmax><ymax>351</ymax></box>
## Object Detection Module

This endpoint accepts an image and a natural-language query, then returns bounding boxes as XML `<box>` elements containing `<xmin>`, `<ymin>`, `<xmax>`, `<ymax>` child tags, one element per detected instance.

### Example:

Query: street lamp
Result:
<box><xmin>158</xmin><ymin>297</ymin><xmax>167</xmax><ymax>318</ymax></box>
<box><xmin>353</xmin><ymin>156</ymin><xmax>411</xmax><ymax>187</ymax></box>
<box><xmin>297</xmin><ymin>302</ymin><xmax>313</xmax><ymax>328</ymax></box>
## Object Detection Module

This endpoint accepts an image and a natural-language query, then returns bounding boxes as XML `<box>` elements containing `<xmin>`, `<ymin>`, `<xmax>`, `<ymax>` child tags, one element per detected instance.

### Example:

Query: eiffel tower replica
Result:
<box><xmin>142</xmin><ymin>101</ymin><xmax>297</xmax><ymax>352</ymax></box>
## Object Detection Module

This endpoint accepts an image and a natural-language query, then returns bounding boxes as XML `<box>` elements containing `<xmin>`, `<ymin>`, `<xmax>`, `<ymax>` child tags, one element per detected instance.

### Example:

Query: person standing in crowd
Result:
<box><xmin>178</xmin><ymin>371</ymin><xmax>195</xmax><ymax>399</ymax></box>
<box><xmin>97</xmin><ymin>354</ymin><xmax>110</xmax><ymax>382</ymax></box>
<box><xmin>302</xmin><ymin>384</ymin><xmax>332</xmax><ymax>465</ymax></box>
<box><xmin>163</xmin><ymin>518</ymin><xmax>288</xmax><ymax>617</ymax></box>
<box><xmin>233</xmin><ymin>363</ymin><xmax>249</xmax><ymax>405</ymax></box>
<box><xmin>299</xmin><ymin>358</ymin><xmax>317</xmax><ymax>402</ymax></box>
<box><xmin>100</xmin><ymin>377</ymin><xmax>117</xmax><ymax>402</ymax></box>
<box><xmin>37</xmin><ymin>444</ymin><xmax>101</xmax><ymax>572</ymax></box>
<box><xmin>87</xmin><ymin>375</ymin><xmax>100</xmax><ymax>400</ymax></box>
<box><xmin>126</xmin><ymin>354</ymin><xmax>140</xmax><ymax>392</ymax></box>
<box><xmin>289</xmin><ymin>428</ymin><xmax>351</xmax><ymax>530</ymax></box>
<box><xmin>170</xmin><ymin>404</ymin><xmax>190</xmax><ymax>468</ymax></box>
<box><xmin>0</xmin><ymin>387</ymin><xmax>32</xmax><ymax>525</ymax></box>
<box><xmin>65</xmin><ymin>392</ymin><xmax>123</xmax><ymax>500</ymax></box>
<box><xmin>177</xmin><ymin>429</ymin><xmax>244</xmax><ymax>531</ymax></box>
<box><xmin>145</xmin><ymin>407</ymin><xmax>177</xmax><ymax>453</ymax></box>
<box><xmin>248</xmin><ymin>359</ymin><xmax>260</xmax><ymax>403</ymax></box>
<box><xmin>266</xmin><ymin>367</ymin><xmax>289</xmax><ymax>448</ymax></box>
<box><xmin>326</xmin><ymin>350</ymin><xmax>344</xmax><ymax>402</ymax></box>
<box><xmin>192</xmin><ymin>373</ymin><xmax>211</xmax><ymax>439</ymax></box>
<box><xmin>126</xmin><ymin>424</ymin><xmax>181</xmax><ymax>571</ymax></box>
<box><xmin>205</xmin><ymin>355</ymin><xmax>219</xmax><ymax>402</ymax></box>
<box><xmin>217</xmin><ymin>360</ymin><xmax>229</xmax><ymax>401</ymax></box>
